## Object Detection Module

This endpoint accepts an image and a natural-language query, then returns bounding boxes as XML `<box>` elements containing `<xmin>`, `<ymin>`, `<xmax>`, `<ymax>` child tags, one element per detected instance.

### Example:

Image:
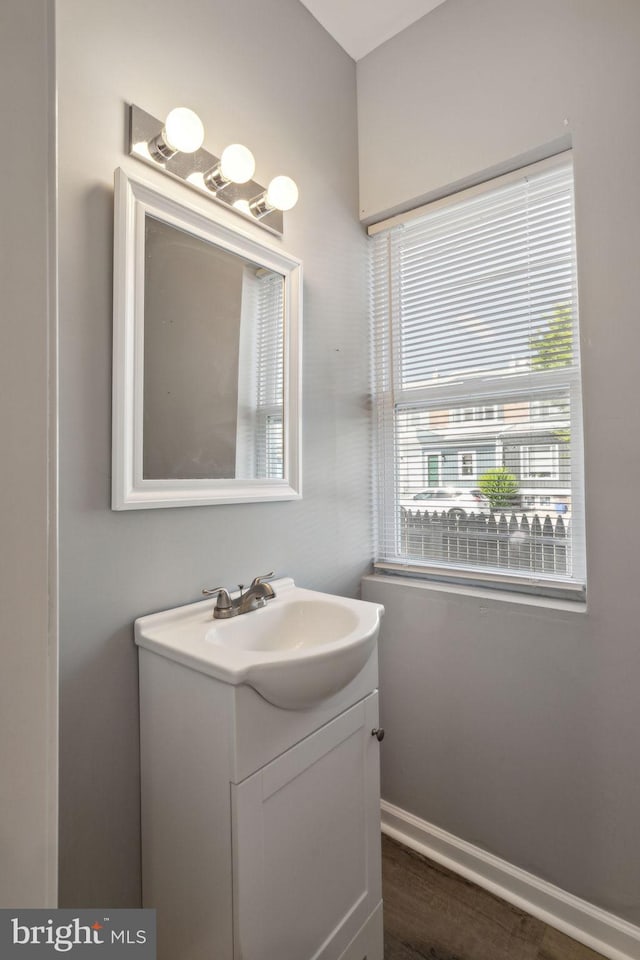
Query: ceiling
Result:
<box><xmin>298</xmin><ymin>0</ymin><xmax>448</xmax><ymax>61</ymax></box>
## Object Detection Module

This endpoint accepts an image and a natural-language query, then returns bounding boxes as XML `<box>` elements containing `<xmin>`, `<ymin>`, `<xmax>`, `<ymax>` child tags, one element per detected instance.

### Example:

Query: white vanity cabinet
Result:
<box><xmin>233</xmin><ymin>692</ymin><xmax>382</xmax><ymax>960</ymax></box>
<box><xmin>137</xmin><ymin>633</ymin><xmax>383</xmax><ymax>960</ymax></box>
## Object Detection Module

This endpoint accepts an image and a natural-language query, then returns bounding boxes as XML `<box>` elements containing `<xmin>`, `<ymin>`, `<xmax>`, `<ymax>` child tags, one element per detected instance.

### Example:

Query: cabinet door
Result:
<box><xmin>232</xmin><ymin>692</ymin><xmax>382</xmax><ymax>960</ymax></box>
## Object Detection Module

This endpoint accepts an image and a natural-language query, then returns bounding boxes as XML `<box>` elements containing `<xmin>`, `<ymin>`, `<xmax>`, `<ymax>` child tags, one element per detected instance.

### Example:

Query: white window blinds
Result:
<box><xmin>255</xmin><ymin>271</ymin><xmax>284</xmax><ymax>479</ymax></box>
<box><xmin>236</xmin><ymin>268</ymin><xmax>284</xmax><ymax>480</ymax></box>
<box><xmin>370</xmin><ymin>155</ymin><xmax>585</xmax><ymax>597</ymax></box>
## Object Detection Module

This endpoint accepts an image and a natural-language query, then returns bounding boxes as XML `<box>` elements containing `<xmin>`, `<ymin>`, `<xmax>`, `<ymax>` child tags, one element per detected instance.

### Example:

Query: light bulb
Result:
<box><xmin>186</xmin><ymin>171</ymin><xmax>206</xmax><ymax>189</ymax></box>
<box><xmin>163</xmin><ymin>108</ymin><xmax>205</xmax><ymax>153</ymax></box>
<box><xmin>220</xmin><ymin>144</ymin><xmax>255</xmax><ymax>184</ymax></box>
<box><xmin>266</xmin><ymin>175</ymin><xmax>299</xmax><ymax>212</ymax></box>
<box><xmin>232</xmin><ymin>199</ymin><xmax>252</xmax><ymax>215</ymax></box>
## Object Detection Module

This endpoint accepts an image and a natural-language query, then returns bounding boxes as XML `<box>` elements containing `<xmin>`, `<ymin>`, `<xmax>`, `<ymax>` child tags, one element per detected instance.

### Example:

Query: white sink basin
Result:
<box><xmin>135</xmin><ymin>578</ymin><xmax>384</xmax><ymax>709</ymax></box>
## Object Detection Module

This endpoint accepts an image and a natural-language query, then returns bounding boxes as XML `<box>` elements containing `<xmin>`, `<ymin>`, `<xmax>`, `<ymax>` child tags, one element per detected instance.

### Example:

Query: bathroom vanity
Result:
<box><xmin>135</xmin><ymin>579</ymin><xmax>384</xmax><ymax>960</ymax></box>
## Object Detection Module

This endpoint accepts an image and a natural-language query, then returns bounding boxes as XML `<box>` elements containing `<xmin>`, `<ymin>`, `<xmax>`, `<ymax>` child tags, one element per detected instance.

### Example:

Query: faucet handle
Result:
<box><xmin>202</xmin><ymin>586</ymin><xmax>233</xmax><ymax>611</ymax></box>
<box><xmin>249</xmin><ymin>571</ymin><xmax>275</xmax><ymax>589</ymax></box>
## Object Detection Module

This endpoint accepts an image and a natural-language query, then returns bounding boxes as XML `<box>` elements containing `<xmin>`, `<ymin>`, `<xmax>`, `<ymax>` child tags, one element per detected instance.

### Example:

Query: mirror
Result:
<box><xmin>112</xmin><ymin>168</ymin><xmax>302</xmax><ymax>509</ymax></box>
<box><xmin>142</xmin><ymin>217</ymin><xmax>285</xmax><ymax>482</ymax></box>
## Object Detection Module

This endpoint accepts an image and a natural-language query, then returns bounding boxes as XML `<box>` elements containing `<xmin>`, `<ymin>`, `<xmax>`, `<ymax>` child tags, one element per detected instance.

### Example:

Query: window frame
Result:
<box><xmin>369</xmin><ymin>152</ymin><xmax>585</xmax><ymax>601</ymax></box>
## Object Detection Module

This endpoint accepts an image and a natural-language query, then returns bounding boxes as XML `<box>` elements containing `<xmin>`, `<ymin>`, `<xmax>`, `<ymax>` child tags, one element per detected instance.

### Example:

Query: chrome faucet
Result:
<box><xmin>202</xmin><ymin>573</ymin><xmax>276</xmax><ymax>620</ymax></box>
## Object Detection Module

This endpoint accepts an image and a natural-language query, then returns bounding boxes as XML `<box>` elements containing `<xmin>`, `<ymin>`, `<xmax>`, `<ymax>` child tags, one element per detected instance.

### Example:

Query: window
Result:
<box><xmin>521</xmin><ymin>444</ymin><xmax>560</xmax><ymax>480</ymax></box>
<box><xmin>531</xmin><ymin>398</ymin><xmax>569</xmax><ymax>419</ymax></box>
<box><xmin>451</xmin><ymin>405</ymin><xmax>499</xmax><ymax>423</ymax></box>
<box><xmin>370</xmin><ymin>155</ymin><xmax>585</xmax><ymax>598</ymax></box>
<box><xmin>458</xmin><ymin>452</ymin><xmax>476</xmax><ymax>478</ymax></box>
<box><xmin>451</xmin><ymin>407</ymin><xmax>474</xmax><ymax>423</ymax></box>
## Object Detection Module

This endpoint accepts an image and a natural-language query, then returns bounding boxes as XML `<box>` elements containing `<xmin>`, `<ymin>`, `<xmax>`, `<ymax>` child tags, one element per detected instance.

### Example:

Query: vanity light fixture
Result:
<box><xmin>128</xmin><ymin>103</ymin><xmax>297</xmax><ymax>235</ymax></box>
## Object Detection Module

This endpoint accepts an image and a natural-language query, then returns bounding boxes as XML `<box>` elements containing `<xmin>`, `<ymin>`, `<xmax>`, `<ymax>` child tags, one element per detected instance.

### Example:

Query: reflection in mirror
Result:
<box><xmin>112</xmin><ymin>168</ymin><xmax>302</xmax><ymax>509</ymax></box>
<box><xmin>143</xmin><ymin>216</ymin><xmax>284</xmax><ymax>481</ymax></box>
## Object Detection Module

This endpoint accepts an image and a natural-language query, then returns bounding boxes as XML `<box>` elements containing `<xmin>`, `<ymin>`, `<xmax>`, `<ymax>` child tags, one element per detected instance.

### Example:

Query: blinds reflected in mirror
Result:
<box><xmin>237</xmin><ymin>269</ymin><xmax>284</xmax><ymax>479</ymax></box>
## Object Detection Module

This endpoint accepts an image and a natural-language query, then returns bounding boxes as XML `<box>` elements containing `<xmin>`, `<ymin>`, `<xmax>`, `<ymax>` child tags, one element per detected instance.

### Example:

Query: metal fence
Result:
<box><xmin>400</xmin><ymin>508</ymin><xmax>569</xmax><ymax>574</ymax></box>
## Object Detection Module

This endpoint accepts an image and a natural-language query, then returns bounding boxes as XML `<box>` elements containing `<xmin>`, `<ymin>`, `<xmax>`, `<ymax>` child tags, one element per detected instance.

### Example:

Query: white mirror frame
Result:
<box><xmin>112</xmin><ymin>167</ymin><xmax>302</xmax><ymax>509</ymax></box>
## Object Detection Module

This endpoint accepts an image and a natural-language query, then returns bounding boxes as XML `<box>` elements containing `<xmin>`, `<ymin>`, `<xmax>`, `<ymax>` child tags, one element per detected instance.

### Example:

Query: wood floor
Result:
<box><xmin>382</xmin><ymin>835</ymin><xmax>608</xmax><ymax>960</ymax></box>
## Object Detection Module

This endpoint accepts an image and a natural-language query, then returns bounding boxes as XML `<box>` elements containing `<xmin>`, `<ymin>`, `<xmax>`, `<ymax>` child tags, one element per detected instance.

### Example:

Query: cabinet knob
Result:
<box><xmin>371</xmin><ymin>727</ymin><xmax>385</xmax><ymax>742</ymax></box>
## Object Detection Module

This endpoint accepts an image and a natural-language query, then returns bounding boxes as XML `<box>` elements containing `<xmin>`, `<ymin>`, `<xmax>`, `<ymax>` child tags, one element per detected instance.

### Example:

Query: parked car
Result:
<box><xmin>405</xmin><ymin>487</ymin><xmax>491</xmax><ymax>517</ymax></box>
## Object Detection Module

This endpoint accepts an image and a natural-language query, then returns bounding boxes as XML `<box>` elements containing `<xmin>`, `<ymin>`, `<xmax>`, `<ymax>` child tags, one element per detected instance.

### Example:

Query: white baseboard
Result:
<box><xmin>381</xmin><ymin>800</ymin><xmax>640</xmax><ymax>960</ymax></box>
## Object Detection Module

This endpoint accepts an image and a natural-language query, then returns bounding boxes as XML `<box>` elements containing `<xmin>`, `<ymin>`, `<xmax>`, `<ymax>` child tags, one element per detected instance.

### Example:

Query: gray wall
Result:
<box><xmin>0</xmin><ymin>0</ymin><xmax>57</xmax><ymax>907</ymax></box>
<box><xmin>359</xmin><ymin>0</ymin><xmax>640</xmax><ymax>924</ymax></box>
<box><xmin>56</xmin><ymin>0</ymin><xmax>369</xmax><ymax>905</ymax></box>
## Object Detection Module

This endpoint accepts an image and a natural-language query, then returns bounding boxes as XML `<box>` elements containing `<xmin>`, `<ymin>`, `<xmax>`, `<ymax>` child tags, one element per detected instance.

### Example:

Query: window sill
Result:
<box><xmin>364</xmin><ymin>568</ymin><xmax>587</xmax><ymax>615</ymax></box>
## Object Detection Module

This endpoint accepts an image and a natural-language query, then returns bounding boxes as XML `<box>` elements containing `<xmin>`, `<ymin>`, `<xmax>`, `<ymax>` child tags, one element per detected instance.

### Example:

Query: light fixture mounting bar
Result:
<box><xmin>127</xmin><ymin>104</ymin><xmax>283</xmax><ymax>236</ymax></box>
